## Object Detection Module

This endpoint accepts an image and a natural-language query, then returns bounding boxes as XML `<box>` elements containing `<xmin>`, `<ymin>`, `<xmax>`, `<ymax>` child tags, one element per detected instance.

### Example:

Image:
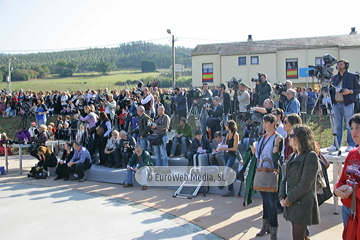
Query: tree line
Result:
<box><xmin>0</xmin><ymin>41</ymin><xmax>193</xmax><ymax>82</ymax></box>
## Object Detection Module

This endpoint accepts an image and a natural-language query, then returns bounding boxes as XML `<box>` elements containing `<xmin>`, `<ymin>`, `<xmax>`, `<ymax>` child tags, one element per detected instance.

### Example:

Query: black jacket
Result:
<box><xmin>221</xmin><ymin>92</ymin><xmax>231</xmax><ymax>114</ymax></box>
<box><xmin>190</xmin><ymin>137</ymin><xmax>211</xmax><ymax>154</ymax></box>
<box><xmin>208</xmin><ymin>104</ymin><xmax>224</xmax><ymax>118</ymax></box>
<box><xmin>138</xmin><ymin>113</ymin><xmax>151</xmax><ymax>138</ymax></box>
<box><xmin>256</xmin><ymin>80</ymin><xmax>272</xmax><ymax>107</ymax></box>
<box><xmin>330</xmin><ymin>71</ymin><xmax>360</xmax><ymax>106</ymax></box>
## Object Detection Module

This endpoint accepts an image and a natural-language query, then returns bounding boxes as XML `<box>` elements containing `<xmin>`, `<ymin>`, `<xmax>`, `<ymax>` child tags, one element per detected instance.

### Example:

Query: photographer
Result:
<box><xmin>279</xmin><ymin>80</ymin><xmax>293</xmax><ymax>110</ymax></box>
<box><xmin>140</xmin><ymin>87</ymin><xmax>155</xmax><ymax>118</ymax></box>
<box><xmin>284</xmin><ymin>89</ymin><xmax>300</xmax><ymax>116</ymax></box>
<box><xmin>194</xmin><ymin>83</ymin><xmax>213</xmax><ymax>138</ymax></box>
<box><xmin>206</xmin><ymin>97</ymin><xmax>224</xmax><ymax>139</ymax></box>
<box><xmin>218</xmin><ymin>84</ymin><xmax>231</xmax><ymax>131</ymax></box>
<box><xmin>255</xmin><ymin>73</ymin><xmax>272</xmax><ymax>107</ymax></box>
<box><xmin>251</xmin><ymin>98</ymin><xmax>274</xmax><ymax>114</ymax></box>
<box><xmin>237</xmin><ymin>83</ymin><xmax>250</xmax><ymax>112</ymax></box>
<box><xmin>114</xmin><ymin>130</ymin><xmax>136</xmax><ymax>168</ymax></box>
<box><xmin>151</xmin><ymin>105</ymin><xmax>170</xmax><ymax>166</ymax></box>
<box><xmin>328</xmin><ymin>59</ymin><xmax>360</xmax><ymax>152</ymax></box>
<box><xmin>171</xmin><ymin>87</ymin><xmax>187</xmax><ymax>121</ymax></box>
<box><xmin>137</xmin><ymin>106</ymin><xmax>151</xmax><ymax>152</ymax></box>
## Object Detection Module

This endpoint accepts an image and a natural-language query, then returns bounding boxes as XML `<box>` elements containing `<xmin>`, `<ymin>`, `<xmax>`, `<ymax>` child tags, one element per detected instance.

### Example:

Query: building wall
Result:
<box><xmin>220</xmin><ymin>53</ymin><xmax>277</xmax><ymax>89</ymax></box>
<box><xmin>192</xmin><ymin>54</ymin><xmax>220</xmax><ymax>87</ymax></box>
<box><xmin>192</xmin><ymin>47</ymin><xmax>360</xmax><ymax>89</ymax></box>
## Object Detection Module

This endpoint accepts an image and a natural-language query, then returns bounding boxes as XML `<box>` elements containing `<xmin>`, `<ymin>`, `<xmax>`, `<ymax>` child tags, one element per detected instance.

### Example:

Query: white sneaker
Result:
<box><xmin>327</xmin><ymin>145</ymin><xmax>337</xmax><ymax>152</ymax></box>
<box><xmin>346</xmin><ymin>146</ymin><xmax>355</xmax><ymax>152</ymax></box>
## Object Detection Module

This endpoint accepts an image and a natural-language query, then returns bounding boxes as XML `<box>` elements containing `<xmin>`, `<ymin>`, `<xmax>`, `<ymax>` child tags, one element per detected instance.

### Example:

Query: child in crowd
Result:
<box><xmin>55</xmin><ymin>115</ymin><xmax>63</xmax><ymax>128</ymax></box>
<box><xmin>118</xmin><ymin>108</ymin><xmax>128</xmax><ymax>130</ymax></box>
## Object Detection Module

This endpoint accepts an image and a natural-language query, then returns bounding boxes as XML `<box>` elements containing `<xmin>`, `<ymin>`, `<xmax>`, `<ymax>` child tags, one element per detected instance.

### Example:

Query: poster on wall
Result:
<box><xmin>202</xmin><ymin>63</ymin><xmax>213</xmax><ymax>82</ymax></box>
<box><xmin>286</xmin><ymin>59</ymin><xmax>298</xmax><ymax>79</ymax></box>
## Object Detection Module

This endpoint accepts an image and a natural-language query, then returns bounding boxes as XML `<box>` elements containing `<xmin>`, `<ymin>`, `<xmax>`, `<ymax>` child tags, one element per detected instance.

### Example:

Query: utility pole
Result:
<box><xmin>167</xmin><ymin>29</ymin><xmax>176</xmax><ymax>89</ymax></box>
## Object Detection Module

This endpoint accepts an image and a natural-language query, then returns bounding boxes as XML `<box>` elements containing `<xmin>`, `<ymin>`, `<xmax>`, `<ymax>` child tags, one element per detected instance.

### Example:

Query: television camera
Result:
<box><xmin>227</xmin><ymin>77</ymin><xmax>242</xmax><ymax>90</ymax></box>
<box><xmin>308</xmin><ymin>54</ymin><xmax>338</xmax><ymax>85</ymax></box>
<box><xmin>274</xmin><ymin>82</ymin><xmax>287</xmax><ymax>94</ymax></box>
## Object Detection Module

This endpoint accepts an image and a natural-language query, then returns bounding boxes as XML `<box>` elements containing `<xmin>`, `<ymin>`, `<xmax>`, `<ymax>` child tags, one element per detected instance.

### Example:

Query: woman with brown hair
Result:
<box><xmin>36</xmin><ymin>146</ymin><xmax>58</xmax><ymax>172</ymax></box>
<box><xmin>95</xmin><ymin>111</ymin><xmax>112</xmax><ymax>165</ymax></box>
<box><xmin>35</xmin><ymin>96</ymin><xmax>49</xmax><ymax>128</ymax></box>
<box><xmin>279</xmin><ymin>124</ymin><xmax>320</xmax><ymax>240</ymax></box>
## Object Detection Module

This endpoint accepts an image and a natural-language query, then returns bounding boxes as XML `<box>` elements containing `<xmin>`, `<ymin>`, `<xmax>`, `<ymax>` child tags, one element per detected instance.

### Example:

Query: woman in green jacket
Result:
<box><xmin>279</xmin><ymin>124</ymin><xmax>320</xmax><ymax>240</ymax></box>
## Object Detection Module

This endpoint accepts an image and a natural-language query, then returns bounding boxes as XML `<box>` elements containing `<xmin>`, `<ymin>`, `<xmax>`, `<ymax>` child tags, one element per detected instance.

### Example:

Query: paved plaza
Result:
<box><xmin>0</xmin><ymin>155</ymin><xmax>344</xmax><ymax>240</ymax></box>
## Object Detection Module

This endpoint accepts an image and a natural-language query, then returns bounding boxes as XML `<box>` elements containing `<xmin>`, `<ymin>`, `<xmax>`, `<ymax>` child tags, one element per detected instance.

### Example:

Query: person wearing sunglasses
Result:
<box><xmin>279</xmin><ymin>124</ymin><xmax>320</xmax><ymax>240</ymax></box>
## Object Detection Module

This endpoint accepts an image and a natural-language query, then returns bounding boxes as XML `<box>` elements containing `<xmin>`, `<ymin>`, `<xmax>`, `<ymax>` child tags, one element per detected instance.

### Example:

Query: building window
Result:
<box><xmin>286</xmin><ymin>59</ymin><xmax>298</xmax><ymax>79</ymax></box>
<box><xmin>315</xmin><ymin>57</ymin><xmax>324</xmax><ymax>66</ymax></box>
<box><xmin>238</xmin><ymin>57</ymin><xmax>246</xmax><ymax>65</ymax></box>
<box><xmin>202</xmin><ymin>63</ymin><xmax>213</xmax><ymax>83</ymax></box>
<box><xmin>251</xmin><ymin>56</ymin><xmax>259</xmax><ymax>65</ymax></box>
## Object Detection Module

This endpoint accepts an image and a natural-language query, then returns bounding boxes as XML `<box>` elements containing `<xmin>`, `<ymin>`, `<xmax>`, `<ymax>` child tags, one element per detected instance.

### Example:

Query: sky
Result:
<box><xmin>0</xmin><ymin>0</ymin><xmax>359</xmax><ymax>53</ymax></box>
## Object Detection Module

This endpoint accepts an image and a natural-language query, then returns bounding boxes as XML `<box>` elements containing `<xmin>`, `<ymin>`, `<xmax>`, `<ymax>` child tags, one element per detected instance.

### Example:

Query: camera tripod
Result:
<box><xmin>14</xmin><ymin>112</ymin><xmax>31</xmax><ymax>140</ymax></box>
<box><xmin>307</xmin><ymin>80</ymin><xmax>341</xmax><ymax>156</ymax></box>
<box><xmin>187</xmin><ymin>103</ymin><xmax>203</xmax><ymax>128</ymax></box>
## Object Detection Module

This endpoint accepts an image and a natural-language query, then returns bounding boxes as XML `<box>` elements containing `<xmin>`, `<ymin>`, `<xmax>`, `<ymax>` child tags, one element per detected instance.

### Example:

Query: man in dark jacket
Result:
<box><xmin>255</xmin><ymin>73</ymin><xmax>272</xmax><ymax>107</ymax></box>
<box><xmin>186</xmin><ymin>130</ymin><xmax>211</xmax><ymax>166</ymax></box>
<box><xmin>114</xmin><ymin>130</ymin><xmax>136</xmax><ymax>168</ymax></box>
<box><xmin>328</xmin><ymin>59</ymin><xmax>360</xmax><ymax>152</ymax></box>
<box><xmin>218</xmin><ymin>84</ymin><xmax>231</xmax><ymax>133</ymax></box>
<box><xmin>137</xmin><ymin>106</ymin><xmax>151</xmax><ymax>152</ymax></box>
<box><xmin>171</xmin><ymin>87</ymin><xmax>187</xmax><ymax>121</ymax></box>
<box><xmin>206</xmin><ymin>97</ymin><xmax>224</xmax><ymax>139</ymax></box>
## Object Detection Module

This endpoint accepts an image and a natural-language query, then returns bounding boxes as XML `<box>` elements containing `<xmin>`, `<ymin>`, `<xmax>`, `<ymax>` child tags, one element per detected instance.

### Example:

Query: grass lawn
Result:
<box><xmin>0</xmin><ymin>69</ymin><xmax>192</xmax><ymax>92</ymax></box>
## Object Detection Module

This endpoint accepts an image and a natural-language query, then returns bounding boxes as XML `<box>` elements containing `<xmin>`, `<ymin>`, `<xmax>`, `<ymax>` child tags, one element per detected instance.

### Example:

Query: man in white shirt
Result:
<box><xmin>140</xmin><ymin>87</ymin><xmax>155</xmax><ymax>118</ymax></box>
<box><xmin>237</xmin><ymin>83</ymin><xmax>250</xmax><ymax>112</ymax></box>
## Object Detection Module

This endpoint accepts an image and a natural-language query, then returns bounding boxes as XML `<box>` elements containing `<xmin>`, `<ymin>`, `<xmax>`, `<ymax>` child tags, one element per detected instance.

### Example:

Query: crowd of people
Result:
<box><xmin>1</xmin><ymin>59</ymin><xmax>360</xmax><ymax>239</ymax></box>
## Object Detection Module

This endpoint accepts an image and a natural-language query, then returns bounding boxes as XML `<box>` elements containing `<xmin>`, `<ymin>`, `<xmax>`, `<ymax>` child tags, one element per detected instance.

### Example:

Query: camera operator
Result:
<box><xmin>251</xmin><ymin>98</ymin><xmax>274</xmax><ymax>114</ymax></box>
<box><xmin>150</xmin><ymin>105</ymin><xmax>170</xmax><ymax>166</ymax></box>
<box><xmin>114</xmin><ymin>130</ymin><xmax>136</xmax><ymax>168</ymax></box>
<box><xmin>206</xmin><ymin>97</ymin><xmax>224</xmax><ymax>139</ymax></box>
<box><xmin>328</xmin><ymin>59</ymin><xmax>360</xmax><ymax>152</ymax></box>
<box><xmin>193</xmin><ymin>83</ymin><xmax>213</xmax><ymax>138</ymax></box>
<box><xmin>171</xmin><ymin>87</ymin><xmax>187</xmax><ymax>121</ymax></box>
<box><xmin>255</xmin><ymin>73</ymin><xmax>272</xmax><ymax>107</ymax></box>
<box><xmin>279</xmin><ymin>80</ymin><xmax>293</xmax><ymax>110</ymax></box>
<box><xmin>218</xmin><ymin>84</ymin><xmax>231</xmax><ymax>132</ymax></box>
<box><xmin>137</xmin><ymin>106</ymin><xmax>151</xmax><ymax>152</ymax></box>
<box><xmin>237</xmin><ymin>83</ymin><xmax>250</xmax><ymax>112</ymax></box>
<box><xmin>284</xmin><ymin>89</ymin><xmax>300</xmax><ymax>116</ymax></box>
<box><xmin>140</xmin><ymin>87</ymin><xmax>155</xmax><ymax>118</ymax></box>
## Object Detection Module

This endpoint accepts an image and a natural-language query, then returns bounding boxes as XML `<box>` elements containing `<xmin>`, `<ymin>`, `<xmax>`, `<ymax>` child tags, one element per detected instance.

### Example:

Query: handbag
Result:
<box><xmin>343</xmin><ymin>183</ymin><xmax>359</xmax><ymax>240</ymax></box>
<box><xmin>206</xmin><ymin>117</ymin><xmax>221</xmax><ymax>129</ymax></box>
<box><xmin>253</xmin><ymin>158</ymin><xmax>279</xmax><ymax>192</ymax></box>
<box><xmin>317</xmin><ymin>159</ymin><xmax>333</xmax><ymax>206</ymax></box>
<box><xmin>96</xmin><ymin>127</ymin><xmax>105</xmax><ymax>136</ymax></box>
<box><xmin>148</xmin><ymin>134</ymin><xmax>163</xmax><ymax>146</ymax></box>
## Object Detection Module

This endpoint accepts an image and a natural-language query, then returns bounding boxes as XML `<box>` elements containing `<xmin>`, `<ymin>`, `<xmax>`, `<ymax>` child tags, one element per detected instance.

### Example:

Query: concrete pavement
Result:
<box><xmin>0</xmin><ymin>155</ymin><xmax>344</xmax><ymax>239</ymax></box>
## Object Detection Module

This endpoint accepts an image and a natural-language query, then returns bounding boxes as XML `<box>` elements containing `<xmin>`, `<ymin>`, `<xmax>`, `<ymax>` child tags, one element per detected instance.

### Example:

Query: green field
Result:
<box><xmin>0</xmin><ymin>69</ymin><xmax>190</xmax><ymax>92</ymax></box>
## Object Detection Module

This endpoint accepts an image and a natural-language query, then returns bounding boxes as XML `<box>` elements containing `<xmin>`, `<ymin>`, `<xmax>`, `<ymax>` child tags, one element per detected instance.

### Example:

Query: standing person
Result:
<box><xmin>218</xmin><ymin>84</ymin><xmax>231</xmax><ymax>132</ymax></box>
<box><xmin>140</xmin><ymin>87</ymin><xmax>155</xmax><ymax>118</ymax></box>
<box><xmin>206</xmin><ymin>96</ymin><xmax>224</xmax><ymax>139</ymax></box>
<box><xmin>137</xmin><ymin>106</ymin><xmax>151</xmax><ymax>152</ymax></box>
<box><xmin>169</xmin><ymin>117</ymin><xmax>192</xmax><ymax>158</ymax></box>
<box><xmin>237</xmin><ymin>83</ymin><xmax>250</xmax><ymax>112</ymax></box>
<box><xmin>30</xmin><ymin>124</ymin><xmax>48</xmax><ymax>160</ymax></box>
<box><xmin>255</xmin><ymin>73</ymin><xmax>272</xmax><ymax>107</ymax></box>
<box><xmin>151</xmin><ymin>106</ymin><xmax>170</xmax><ymax>166</ymax></box>
<box><xmin>79</xmin><ymin>105</ymin><xmax>99</xmax><ymax>129</ymax></box>
<box><xmin>217</xmin><ymin>120</ymin><xmax>240</xmax><ymax>197</ymax></box>
<box><xmin>328</xmin><ymin>59</ymin><xmax>360</xmax><ymax>152</ymax></box>
<box><xmin>248</xmin><ymin>114</ymin><xmax>283</xmax><ymax>239</ymax></box>
<box><xmin>284</xmin><ymin>89</ymin><xmax>300</xmax><ymax>116</ymax></box>
<box><xmin>104</xmin><ymin>94</ymin><xmax>116</xmax><ymax>128</ymax></box>
<box><xmin>334</xmin><ymin>113</ymin><xmax>360</xmax><ymax>229</ymax></box>
<box><xmin>35</xmin><ymin>97</ymin><xmax>49</xmax><ymax>128</ymax></box>
<box><xmin>70</xmin><ymin>114</ymin><xmax>80</xmax><ymax>141</ymax></box>
<box><xmin>193</xmin><ymin>83</ymin><xmax>213</xmax><ymax>138</ymax></box>
<box><xmin>95</xmin><ymin>112</ymin><xmax>112</xmax><ymax>165</ymax></box>
<box><xmin>307</xmin><ymin>88</ymin><xmax>317</xmax><ymax>114</ymax></box>
<box><xmin>54</xmin><ymin>141</ymin><xmax>74</xmax><ymax>181</ymax></box>
<box><xmin>171</xmin><ymin>87</ymin><xmax>187</xmax><ymax>121</ymax></box>
<box><xmin>279</xmin><ymin>124</ymin><xmax>320</xmax><ymax>240</ymax></box>
<box><xmin>67</xmin><ymin>141</ymin><xmax>92</xmax><ymax>182</ymax></box>
<box><xmin>123</xmin><ymin>144</ymin><xmax>153</xmax><ymax>190</ymax></box>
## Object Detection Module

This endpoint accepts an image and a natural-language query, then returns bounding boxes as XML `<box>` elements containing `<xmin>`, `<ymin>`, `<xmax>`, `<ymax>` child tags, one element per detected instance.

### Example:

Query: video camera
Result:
<box><xmin>186</xmin><ymin>88</ymin><xmax>202</xmax><ymax>100</ymax></box>
<box><xmin>308</xmin><ymin>54</ymin><xmax>338</xmax><ymax>81</ymax></box>
<box><xmin>238</xmin><ymin>105</ymin><xmax>263</xmax><ymax>127</ymax></box>
<box><xmin>251</xmin><ymin>73</ymin><xmax>262</xmax><ymax>83</ymax></box>
<box><xmin>274</xmin><ymin>82</ymin><xmax>287</xmax><ymax>94</ymax></box>
<box><xmin>227</xmin><ymin>77</ymin><xmax>242</xmax><ymax>90</ymax></box>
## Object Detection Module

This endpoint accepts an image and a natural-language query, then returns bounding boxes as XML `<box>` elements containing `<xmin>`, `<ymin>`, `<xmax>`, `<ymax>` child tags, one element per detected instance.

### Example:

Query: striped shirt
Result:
<box><xmin>70</xmin><ymin>147</ymin><xmax>92</xmax><ymax>164</ymax></box>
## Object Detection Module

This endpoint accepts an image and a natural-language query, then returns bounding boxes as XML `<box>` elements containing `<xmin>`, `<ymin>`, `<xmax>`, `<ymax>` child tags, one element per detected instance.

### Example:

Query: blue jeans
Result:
<box><xmin>36</xmin><ymin>118</ymin><xmax>47</xmax><ymax>128</ymax></box>
<box><xmin>260</xmin><ymin>191</ymin><xmax>278</xmax><ymax>227</ymax></box>
<box><xmin>126</xmin><ymin>166</ymin><xmax>149</xmax><ymax>185</ymax></box>
<box><xmin>171</xmin><ymin>136</ymin><xmax>188</xmax><ymax>155</ymax></box>
<box><xmin>334</xmin><ymin>103</ymin><xmax>355</xmax><ymax>147</ymax></box>
<box><xmin>342</xmin><ymin>205</ymin><xmax>351</xmax><ymax>227</ymax></box>
<box><xmin>153</xmin><ymin>135</ymin><xmax>168</xmax><ymax>166</ymax></box>
<box><xmin>137</xmin><ymin>136</ymin><xmax>148</xmax><ymax>152</ymax></box>
<box><xmin>224</xmin><ymin>153</ymin><xmax>236</xmax><ymax>191</ymax></box>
